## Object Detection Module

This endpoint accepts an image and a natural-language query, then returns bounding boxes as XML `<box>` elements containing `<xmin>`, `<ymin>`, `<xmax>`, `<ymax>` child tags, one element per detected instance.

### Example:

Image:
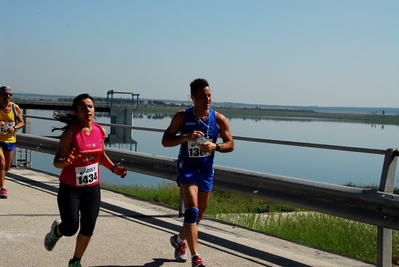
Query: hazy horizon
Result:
<box><xmin>2</xmin><ymin>1</ymin><xmax>398</xmax><ymax>108</ymax></box>
<box><xmin>13</xmin><ymin>91</ymin><xmax>399</xmax><ymax>110</ymax></box>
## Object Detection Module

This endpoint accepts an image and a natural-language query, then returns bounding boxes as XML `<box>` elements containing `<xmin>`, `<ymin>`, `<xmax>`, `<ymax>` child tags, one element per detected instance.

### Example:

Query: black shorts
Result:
<box><xmin>57</xmin><ymin>182</ymin><xmax>101</xmax><ymax>237</ymax></box>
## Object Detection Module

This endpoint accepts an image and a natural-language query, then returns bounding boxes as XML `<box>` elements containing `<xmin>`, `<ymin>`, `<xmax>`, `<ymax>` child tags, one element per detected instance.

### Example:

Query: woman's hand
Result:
<box><xmin>113</xmin><ymin>165</ymin><xmax>127</xmax><ymax>178</ymax></box>
<box><xmin>64</xmin><ymin>148</ymin><xmax>81</xmax><ymax>166</ymax></box>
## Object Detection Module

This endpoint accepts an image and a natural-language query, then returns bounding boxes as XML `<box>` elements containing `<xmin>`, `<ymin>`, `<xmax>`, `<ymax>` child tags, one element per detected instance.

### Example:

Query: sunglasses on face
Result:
<box><xmin>2</xmin><ymin>93</ymin><xmax>12</xmax><ymax>97</ymax></box>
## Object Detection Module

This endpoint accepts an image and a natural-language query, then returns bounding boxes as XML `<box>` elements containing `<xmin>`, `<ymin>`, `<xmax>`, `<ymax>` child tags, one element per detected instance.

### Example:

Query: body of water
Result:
<box><xmin>23</xmin><ymin>109</ymin><xmax>399</xmax><ymax>188</ymax></box>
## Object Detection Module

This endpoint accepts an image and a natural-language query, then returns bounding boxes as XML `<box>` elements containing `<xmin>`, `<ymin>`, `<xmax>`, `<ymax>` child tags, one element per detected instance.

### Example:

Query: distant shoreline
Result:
<box><xmin>13</xmin><ymin>92</ymin><xmax>399</xmax><ymax>113</ymax></box>
<box><xmin>13</xmin><ymin>93</ymin><xmax>399</xmax><ymax>125</ymax></box>
<box><xmin>137</xmin><ymin>105</ymin><xmax>399</xmax><ymax>125</ymax></box>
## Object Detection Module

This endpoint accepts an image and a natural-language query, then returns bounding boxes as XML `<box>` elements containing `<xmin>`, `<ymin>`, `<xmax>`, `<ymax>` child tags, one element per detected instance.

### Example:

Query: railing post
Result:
<box><xmin>12</xmin><ymin>148</ymin><xmax>17</xmax><ymax>167</ymax></box>
<box><xmin>178</xmin><ymin>188</ymin><xmax>185</xmax><ymax>217</ymax></box>
<box><xmin>13</xmin><ymin>109</ymin><xmax>31</xmax><ymax>167</ymax></box>
<box><xmin>377</xmin><ymin>148</ymin><xmax>398</xmax><ymax>267</ymax></box>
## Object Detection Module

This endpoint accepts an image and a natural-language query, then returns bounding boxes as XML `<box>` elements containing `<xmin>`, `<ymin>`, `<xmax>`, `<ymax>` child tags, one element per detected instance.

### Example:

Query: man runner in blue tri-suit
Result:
<box><xmin>162</xmin><ymin>78</ymin><xmax>234</xmax><ymax>267</ymax></box>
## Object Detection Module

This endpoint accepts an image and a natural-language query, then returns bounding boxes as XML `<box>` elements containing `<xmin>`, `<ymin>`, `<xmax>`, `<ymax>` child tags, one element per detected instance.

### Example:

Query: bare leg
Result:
<box><xmin>73</xmin><ymin>232</ymin><xmax>92</xmax><ymax>259</ymax></box>
<box><xmin>0</xmin><ymin>147</ymin><xmax>6</xmax><ymax>187</ymax></box>
<box><xmin>179</xmin><ymin>184</ymin><xmax>210</xmax><ymax>257</ymax></box>
<box><xmin>4</xmin><ymin>150</ymin><xmax>13</xmax><ymax>172</ymax></box>
<box><xmin>182</xmin><ymin>223</ymin><xmax>197</xmax><ymax>255</ymax></box>
<box><xmin>0</xmin><ymin>150</ymin><xmax>13</xmax><ymax>188</ymax></box>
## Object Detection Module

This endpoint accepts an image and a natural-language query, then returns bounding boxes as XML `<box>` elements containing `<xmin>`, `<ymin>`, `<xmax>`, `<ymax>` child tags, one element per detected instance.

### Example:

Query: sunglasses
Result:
<box><xmin>2</xmin><ymin>93</ymin><xmax>12</xmax><ymax>96</ymax></box>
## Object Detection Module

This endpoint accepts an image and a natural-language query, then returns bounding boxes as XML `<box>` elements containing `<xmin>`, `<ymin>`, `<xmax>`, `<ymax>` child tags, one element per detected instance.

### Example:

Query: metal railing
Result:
<box><xmin>15</xmin><ymin>116</ymin><xmax>399</xmax><ymax>267</ymax></box>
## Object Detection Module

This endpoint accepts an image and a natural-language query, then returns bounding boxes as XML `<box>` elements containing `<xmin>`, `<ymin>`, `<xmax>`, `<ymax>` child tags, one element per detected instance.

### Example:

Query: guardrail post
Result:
<box><xmin>13</xmin><ymin>109</ymin><xmax>31</xmax><ymax>167</ymax></box>
<box><xmin>12</xmin><ymin>148</ymin><xmax>17</xmax><ymax>167</ymax></box>
<box><xmin>178</xmin><ymin>188</ymin><xmax>185</xmax><ymax>217</ymax></box>
<box><xmin>377</xmin><ymin>148</ymin><xmax>398</xmax><ymax>267</ymax></box>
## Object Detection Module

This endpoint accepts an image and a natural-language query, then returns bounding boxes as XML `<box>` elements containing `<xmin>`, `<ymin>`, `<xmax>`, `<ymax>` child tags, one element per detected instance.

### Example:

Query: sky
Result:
<box><xmin>1</xmin><ymin>0</ymin><xmax>398</xmax><ymax>107</ymax></box>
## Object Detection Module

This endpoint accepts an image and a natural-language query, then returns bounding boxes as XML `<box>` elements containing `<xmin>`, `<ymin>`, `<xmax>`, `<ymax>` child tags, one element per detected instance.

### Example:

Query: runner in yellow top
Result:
<box><xmin>0</xmin><ymin>86</ymin><xmax>25</xmax><ymax>198</ymax></box>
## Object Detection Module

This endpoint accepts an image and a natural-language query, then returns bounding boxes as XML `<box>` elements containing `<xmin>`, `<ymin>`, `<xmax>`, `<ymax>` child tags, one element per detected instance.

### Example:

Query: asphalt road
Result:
<box><xmin>1</xmin><ymin>167</ymin><xmax>376</xmax><ymax>267</ymax></box>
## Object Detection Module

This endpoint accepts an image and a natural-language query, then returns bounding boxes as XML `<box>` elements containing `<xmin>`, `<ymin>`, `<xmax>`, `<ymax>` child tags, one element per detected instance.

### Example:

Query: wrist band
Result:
<box><xmin>111</xmin><ymin>165</ymin><xmax>117</xmax><ymax>173</ymax></box>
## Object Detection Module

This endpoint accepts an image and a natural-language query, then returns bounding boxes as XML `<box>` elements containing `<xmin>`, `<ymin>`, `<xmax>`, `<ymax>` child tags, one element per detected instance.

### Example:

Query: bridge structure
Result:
<box><xmin>16</xmin><ymin>94</ymin><xmax>141</xmax><ymax>146</ymax></box>
<box><xmin>17</xmin><ymin>102</ymin><xmax>111</xmax><ymax>112</ymax></box>
<box><xmin>14</xmin><ymin>90</ymin><xmax>141</xmax><ymax>112</ymax></box>
<box><xmin>106</xmin><ymin>90</ymin><xmax>140</xmax><ymax>108</ymax></box>
<box><xmin>15</xmin><ymin>103</ymin><xmax>137</xmax><ymax>158</ymax></box>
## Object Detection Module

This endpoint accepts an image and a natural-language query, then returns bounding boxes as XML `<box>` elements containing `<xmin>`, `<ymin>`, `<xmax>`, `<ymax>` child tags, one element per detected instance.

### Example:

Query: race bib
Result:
<box><xmin>75</xmin><ymin>163</ymin><xmax>99</xmax><ymax>186</ymax></box>
<box><xmin>0</xmin><ymin>126</ymin><xmax>8</xmax><ymax>133</ymax></box>
<box><xmin>0</xmin><ymin>123</ymin><xmax>13</xmax><ymax>134</ymax></box>
<box><xmin>187</xmin><ymin>140</ymin><xmax>208</xmax><ymax>158</ymax></box>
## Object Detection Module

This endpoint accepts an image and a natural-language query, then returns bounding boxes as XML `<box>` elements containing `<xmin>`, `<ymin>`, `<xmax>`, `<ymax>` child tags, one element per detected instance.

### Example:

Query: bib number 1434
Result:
<box><xmin>75</xmin><ymin>163</ymin><xmax>98</xmax><ymax>186</ymax></box>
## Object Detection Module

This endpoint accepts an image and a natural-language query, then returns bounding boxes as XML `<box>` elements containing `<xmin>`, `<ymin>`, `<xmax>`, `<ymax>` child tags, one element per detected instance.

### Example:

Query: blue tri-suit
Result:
<box><xmin>177</xmin><ymin>107</ymin><xmax>219</xmax><ymax>192</ymax></box>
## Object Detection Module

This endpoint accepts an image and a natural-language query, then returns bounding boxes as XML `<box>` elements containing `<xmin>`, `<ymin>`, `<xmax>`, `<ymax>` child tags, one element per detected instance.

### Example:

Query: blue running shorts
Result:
<box><xmin>177</xmin><ymin>161</ymin><xmax>214</xmax><ymax>193</ymax></box>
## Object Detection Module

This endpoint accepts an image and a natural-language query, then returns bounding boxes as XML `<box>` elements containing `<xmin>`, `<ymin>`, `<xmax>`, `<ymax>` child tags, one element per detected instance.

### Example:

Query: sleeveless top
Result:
<box><xmin>59</xmin><ymin>122</ymin><xmax>105</xmax><ymax>187</ymax></box>
<box><xmin>0</xmin><ymin>102</ymin><xmax>18</xmax><ymax>143</ymax></box>
<box><xmin>178</xmin><ymin>107</ymin><xmax>219</xmax><ymax>172</ymax></box>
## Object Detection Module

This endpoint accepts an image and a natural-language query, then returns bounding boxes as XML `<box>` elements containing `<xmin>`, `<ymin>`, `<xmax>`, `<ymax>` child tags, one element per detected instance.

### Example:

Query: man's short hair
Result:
<box><xmin>190</xmin><ymin>78</ymin><xmax>209</xmax><ymax>95</ymax></box>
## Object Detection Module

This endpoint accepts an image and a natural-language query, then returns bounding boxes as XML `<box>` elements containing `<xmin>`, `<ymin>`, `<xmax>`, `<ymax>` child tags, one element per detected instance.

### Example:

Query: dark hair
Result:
<box><xmin>52</xmin><ymin>93</ymin><xmax>94</xmax><ymax>132</ymax></box>
<box><xmin>190</xmin><ymin>78</ymin><xmax>209</xmax><ymax>95</ymax></box>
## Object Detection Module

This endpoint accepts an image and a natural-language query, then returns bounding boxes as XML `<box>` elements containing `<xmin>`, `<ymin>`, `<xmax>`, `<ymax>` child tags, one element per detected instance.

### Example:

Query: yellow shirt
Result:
<box><xmin>0</xmin><ymin>102</ymin><xmax>17</xmax><ymax>143</ymax></box>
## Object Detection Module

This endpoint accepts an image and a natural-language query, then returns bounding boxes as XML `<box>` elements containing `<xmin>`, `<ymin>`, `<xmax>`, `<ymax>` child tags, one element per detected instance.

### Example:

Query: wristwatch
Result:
<box><xmin>13</xmin><ymin>126</ymin><xmax>18</xmax><ymax>132</ymax></box>
<box><xmin>216</xmin><ymin>144</ymin><xmax>221</xmax><ymax>152</ymax></box>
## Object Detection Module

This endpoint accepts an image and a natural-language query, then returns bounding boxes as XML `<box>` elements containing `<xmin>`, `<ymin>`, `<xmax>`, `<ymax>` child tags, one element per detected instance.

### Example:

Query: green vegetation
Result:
<box><xmin>101</xmin><ymin>181</ymin><xmax>399</xmax><ymax>265</ymax></box>
<box><xmin>216</xmin><ymin>212</ymin><xmax>399</xmax><ymax>264</ymax></box>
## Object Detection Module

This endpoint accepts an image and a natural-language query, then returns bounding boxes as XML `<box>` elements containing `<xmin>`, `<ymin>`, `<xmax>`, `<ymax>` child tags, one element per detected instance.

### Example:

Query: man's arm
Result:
<box><xmin>214</xmin><ymin>112</ymin><xmax>234</xmax><ymax>153</ymax></box>
<box><xmin>161</xmin><ymin>110</ymin><xmax>187</xmax><ymax>147</ymax></box>
<box><xmin>14</xmin><ymin>104</ymin><xmax>25</xmax><ymax>130</ymax></box>
<box><xmin>162</xmin><ymin>110</ymin><xmax>205</xmax><ymax>147</ymax></box>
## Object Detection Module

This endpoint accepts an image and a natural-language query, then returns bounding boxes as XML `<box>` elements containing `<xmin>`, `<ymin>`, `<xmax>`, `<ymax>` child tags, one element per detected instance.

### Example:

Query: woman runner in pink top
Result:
<box><xmin>43</xmin><ymin>93</ymin><xmax>127</xmax><ymax>267</ymax></box>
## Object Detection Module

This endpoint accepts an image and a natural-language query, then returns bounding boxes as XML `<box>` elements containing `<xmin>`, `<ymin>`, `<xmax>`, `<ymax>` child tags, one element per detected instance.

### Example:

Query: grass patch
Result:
<box><xmin>101</xmin><ymin>181</ymin><xmax>293</xmax><ymax>214</ymax></box>
<box><xmin>101</xmin><ymin>182</ymin><xmax>399</xmax><ymax>265</ymax></box>
<box><xmin>214</xmin><ymin>212</ymin><xmax>392</xmax><ymax>264</ymax></box>
<box><xmin>102</xmin><ymin>181</ymin><xmax>181</xmax><ymax>207</ymax></box>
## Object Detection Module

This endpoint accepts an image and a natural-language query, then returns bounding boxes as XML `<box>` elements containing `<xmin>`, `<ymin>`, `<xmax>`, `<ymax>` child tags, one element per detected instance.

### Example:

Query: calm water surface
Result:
<box><xmin>24</xmin><ymin>110</ymin><xmax>399</xmax><ymax>188</ymax></box>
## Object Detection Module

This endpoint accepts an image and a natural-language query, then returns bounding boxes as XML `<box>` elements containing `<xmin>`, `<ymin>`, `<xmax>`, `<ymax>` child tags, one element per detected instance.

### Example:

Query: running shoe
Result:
<box><xmin>170</xmin><ymin>234</ymin><xmax>187</xmax><ymax>262</ymax></box>
<box><xmin>192</xmin><ymin>255</ymin><xmax>205</xmax><ymax>267</ymax></box>
<box><xmin>0</xmin><ymin>187</ymin><xmax>7</xmax><ymax>198</ymax></box>
<box><xmin>68</xmin><ymin>259</ymin><xmax>82</xmax><ymax>267</ymax></box>
<box><xmin>44</xmin><ymin>219</ymin><xmax>62</xmax><ymax>251</ymax></box>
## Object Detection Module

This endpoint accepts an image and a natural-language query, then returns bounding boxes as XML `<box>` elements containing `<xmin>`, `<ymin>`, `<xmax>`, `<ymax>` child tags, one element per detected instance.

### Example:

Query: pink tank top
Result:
<box><xmin>59</xmin><ymin>122</ymin><xmax>105</xmax><ymax>187</ymax></box>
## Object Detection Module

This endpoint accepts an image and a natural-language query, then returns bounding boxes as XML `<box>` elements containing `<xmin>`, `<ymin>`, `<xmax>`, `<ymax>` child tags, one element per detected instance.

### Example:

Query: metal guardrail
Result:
<box><xmin>16</xmin><ymin>133</ymin><xmax>399</xmax><ymax>227</ymax></box>
<box><xmin>15</xmin><ymin>116</ymin><xmax>399</xmax><ymax>267</ymax></box>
